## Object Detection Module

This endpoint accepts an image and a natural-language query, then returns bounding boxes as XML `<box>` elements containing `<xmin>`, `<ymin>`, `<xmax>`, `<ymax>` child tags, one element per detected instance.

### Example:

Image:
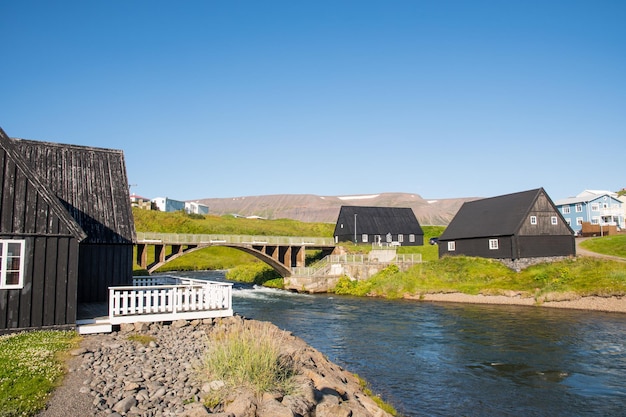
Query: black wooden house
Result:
<box><xmin>0</xmin><ymin>128</ymin><xmax>135</xmax><ymax>333</ymax></box>
<box><xmin>334</xmin><ymin>206</ymin><xmax>424</xmax><ymax>246</ymax></box>
<box><xmin>438</xmin><ymin>188</ymin><xmax>575</xmax><ymax>261</ymax></box>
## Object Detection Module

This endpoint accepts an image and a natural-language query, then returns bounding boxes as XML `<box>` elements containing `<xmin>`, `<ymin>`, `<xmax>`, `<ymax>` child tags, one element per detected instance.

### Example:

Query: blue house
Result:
<box><xmin>554</xmin><ymin>190</ymin><xmax>624</xmax><ymax>234</ymax></box>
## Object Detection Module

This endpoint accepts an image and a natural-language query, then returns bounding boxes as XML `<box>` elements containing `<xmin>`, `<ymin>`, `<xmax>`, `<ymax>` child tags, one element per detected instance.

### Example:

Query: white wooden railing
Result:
<box><xmin>109</xmin><ymin>276</ymin><xmax>233</xmax><ymax>324</ymax></box>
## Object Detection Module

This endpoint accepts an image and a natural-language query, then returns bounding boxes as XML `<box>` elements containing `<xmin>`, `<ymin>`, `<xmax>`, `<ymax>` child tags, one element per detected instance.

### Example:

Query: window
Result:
<box><xmin>398</xmin><ymin>234</ymin><xmax>404</xmax><ymax>243</ymax></box>
<box><xmin>409</xmin><ymin>234</ymin><xmax>415</xmax><ymax>243</ymax></box>
<box><xmin>575</xmin><ymin>204</ymin><xmax>583</xmax><ymax>212</ymax></box>
<box><xmin>447</xmin><ymin>241</ymin><xmax>455</xmax><ymax>251</ymax></box>
<box><xmin>591</xmin><ymin>203</ymin><xmax>600</xmax><ymax>211</ymax></box>
<box><xmin>362</xmin><ymin>234</ymin><xmax>368</xmax><ymax>243</ymax></box>
<box><xmin>576</xmin><ymin>217</ymin><xmax>583</xmax><ymax>226</ymax></box>
<box><xmin>591</xmin><ymin>217</ymin><xmax>599</xmax><ymax>225</ymax></box>
<box><xmin>562</xmin><ymin>206</ymin><xmax>571</xmax><ymax>214</ymax></box>
<box><xmin>566</xmin><ymin>219</ymin><xmax>572</xmax><ymax>226</ymax></box>
<box><xmin>0</xmin><ymin>240</ymin><xmax>25</xmax><ymax>289</ymax></box>
<box><xmin>489</xmin><ymin>239</ymin><xmax>499</xmax><ymax>250</ymax></box>
<box><xmin>551</xmin><ymin>216</ymin><xmax>558</xmax><ymax>225</ymax></box>
<box><xmin>530</xmin><ymin>216</ymin><xmax>537</xmax><ymax>225</ymax></box>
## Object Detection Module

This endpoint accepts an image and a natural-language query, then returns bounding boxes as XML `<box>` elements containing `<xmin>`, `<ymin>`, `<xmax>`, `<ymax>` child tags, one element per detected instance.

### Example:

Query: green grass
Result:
<box><xmin>580</xmin><ymin>235</ymin><xmax>626</xmax><ymax>258</ymax></box>
<box><xmin>201</xmin><ymin>321</ymin><xmax>294</xmax><ymax>402</ymax></box>
<box><xmin>0</xmin><ymin>330</ymin><xmax>79</xmax><ymax>417</ymax></box>
<box><xmin>133</xmin><ymin>208</ymin><xmax>335</xmax><ymax>237</ymax></box>
<box><xmin>333</xmin><ymin>255</ymin><xmax>626</xmax><ymax>299</ymax></box>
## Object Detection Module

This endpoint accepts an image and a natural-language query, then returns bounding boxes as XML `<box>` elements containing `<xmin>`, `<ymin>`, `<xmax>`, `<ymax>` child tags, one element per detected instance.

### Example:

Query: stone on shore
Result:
<box><xmin>71</xmin><ymin>316</ymin><xmax>393</xmax><ymax>417</ymax></box>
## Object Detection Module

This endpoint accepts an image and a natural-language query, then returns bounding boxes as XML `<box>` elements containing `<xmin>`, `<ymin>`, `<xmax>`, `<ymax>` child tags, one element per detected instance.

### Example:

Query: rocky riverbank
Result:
<box><xmin>39</xmin><ymin>316</ymin><xmax>393</xmax><ymax>417</ymax></box>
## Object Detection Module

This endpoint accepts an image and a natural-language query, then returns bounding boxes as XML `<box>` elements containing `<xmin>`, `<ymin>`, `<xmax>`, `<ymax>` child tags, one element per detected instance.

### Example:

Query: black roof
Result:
<box><xmin>10</xmin><ymin>137</ymin><xmax>135</xmax><ymax>244</ymax></box>
<box><xmin>334</xmin><ymin>206</ymin><xmax>423</xmax><ymax>235</ymax></box>
<box><xmin>0</xmin><ymin>128</ymin><xmax>87</xmax><ymax>241</ymax></box>
<box><xmin>439</xmin><ymin>188</ymin><xmax>544</xmax><ymax>240</ymax></box>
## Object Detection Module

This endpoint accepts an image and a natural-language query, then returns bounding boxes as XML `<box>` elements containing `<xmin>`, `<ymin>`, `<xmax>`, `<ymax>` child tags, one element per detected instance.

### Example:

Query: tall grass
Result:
<box><xmin>202</xmin><ymin>321</ymin><xmax>294</xmax><ymax>397</ymax></box>
<box><xmin>0</xmin><ymin>330</ymin><xmax>79</xmax><ymax>416</ymax></box>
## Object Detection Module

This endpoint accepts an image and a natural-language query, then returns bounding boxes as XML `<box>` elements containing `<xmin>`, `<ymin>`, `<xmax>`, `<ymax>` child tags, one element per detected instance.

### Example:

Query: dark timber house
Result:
<box><xmin>334</xmin><ymin>206</ymin><xmax>424</xmax><ymax>246</ymax></box>
<box><xmin>438</xmin><ymin>188</ymin><xmax>575</xmax><ymax>267</ymax></box>
<box><xmin>0</xmin><ymin>128</ymin><xmax>135</xmax><ymax>333</ymax></box>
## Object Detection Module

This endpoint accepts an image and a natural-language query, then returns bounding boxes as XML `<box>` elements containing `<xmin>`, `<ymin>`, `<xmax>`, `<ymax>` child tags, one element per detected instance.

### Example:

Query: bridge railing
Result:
<box><xmin>292</xmin><ymin>253</ymin><xmax>422</xmax><ymax>277</ymax></box>
<box><xmin>136</xmin><ymin>232</ymin><xmax>335</xmax><ymax>246</ymax></box>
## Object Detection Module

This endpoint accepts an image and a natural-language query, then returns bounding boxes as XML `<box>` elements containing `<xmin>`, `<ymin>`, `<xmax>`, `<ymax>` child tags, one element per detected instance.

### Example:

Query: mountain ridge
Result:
<box><xmin>195</xmin><ymin>192</ymin><xmax>480</xmax><ymax>225</ymax></box>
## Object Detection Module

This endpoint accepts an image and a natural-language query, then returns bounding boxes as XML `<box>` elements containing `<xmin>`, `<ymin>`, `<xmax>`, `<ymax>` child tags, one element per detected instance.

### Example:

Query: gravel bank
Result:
<box><xmin>408</xmin><ymin>293</ymin><xmax>626</xmax><ymax>313</ymax></box>
<box><xmin>38</xmin><ymin>316</ymin><xmax>392</xmax><ymax>417</ymax></box>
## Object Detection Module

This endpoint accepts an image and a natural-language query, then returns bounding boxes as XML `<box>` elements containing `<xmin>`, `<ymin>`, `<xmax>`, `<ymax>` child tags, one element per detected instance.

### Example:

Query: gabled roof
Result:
<box><xmin>334</xmin><ymin>206</ymin><xmax>423</xmax><ymax>235</ymax></box>
<box><xmin>0</xmin><ymin>128</ymin><xmax>87</xmax><ymax>241</ymax></box>
<box><xmin>10</xmin><ymin>137</ymin><xmax>136</xmax><ymax>244</ymax></box>
<box><xmin>554</xmin><ymin>191</ymin><xmax>621</xmax><ymax>206</ymax></box>
<box><xmin>440</xmin><ymin>188</ymin><xmax>544</xmax><ymax>240</ymax></box>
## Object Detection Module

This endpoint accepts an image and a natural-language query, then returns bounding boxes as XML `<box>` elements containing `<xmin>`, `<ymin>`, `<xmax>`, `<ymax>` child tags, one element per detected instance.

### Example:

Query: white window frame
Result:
<box><xmin>591</xmin><ymin>216</ymin><xmax>599</xmax><ymax>225</ymax></box>
<box><xmin>409</xmin><ymin>234</ymin><xmax>415</xmax><ymax>243</ymax></box>
<box><xmin>398</xmin><ymin>234</ymin><xmax>404</xmax><ymax>243</ymax></box>
<box><xmin>551</xmin><ymin>216</ymin><xmax>558</xmax><ymax>225</ymax></box>
<box><xmin>575</xmin><ymin>204</ymin><xmax>583</xmax><ymax>213</ymax></box>
<box><xmin>489</xmin><ymin>239</ymin><xmax>499</xmax><ymax>250</ymax></box>
<box><xmin>362</xmin><ymin>234</ymin><xmax>368</xmax><ymax>243</ymax></box>
<box><xmin>562</xmin><ymin>206</ymin><xmax>571</xmax><ymax>214</ymax></box>
<box><xmin>591</xmin><ymin>203</ymin><xmax>600</xmax><ymax>212</ymax></box>
<box><xmin>530</xmin><ymin>216</ymin><xmax>537</xmax><ymax>225</ymax></box>
<box><xmin>447</xmin><ymin>241</ymin><xmax>456</xmax><ymax>251</ymax></box>
<box><xmin>576</xmin><ymin>217</ymin><xmax>583</xmax><ymax>226</ymax></box>
<box><xmin>0</xmin><ymin>239</ymin><xmax>26</xmax><ymax>289</ymax></box>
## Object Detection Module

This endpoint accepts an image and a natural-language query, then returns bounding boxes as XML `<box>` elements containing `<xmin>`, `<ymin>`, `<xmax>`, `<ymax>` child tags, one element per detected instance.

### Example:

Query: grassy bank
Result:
<box><xmin>0</xmin><ymin>330</ymin><xmax>79</xmax><ymax>417</ymax></box>
<box><xmin>334</xmin><ymin>255</ymin><xmax>626</xmax><ymax>299</ymax></box>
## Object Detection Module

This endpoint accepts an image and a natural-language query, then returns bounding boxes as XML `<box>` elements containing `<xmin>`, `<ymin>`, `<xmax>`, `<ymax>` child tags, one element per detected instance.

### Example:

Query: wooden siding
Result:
<box><xmin>516</xmin><ymin>236</ymin><xmax>576</xmax><ymax>258</ymax></box>
<box><xmin>78</xmin><ymin>244</ymin><xmax>134</xmax><ymax>303</ymax></box>
<box><xmin>439</xmin><ymin>237</ymin><xmax>514</xmax><ymax>259</ymax></box>
<box><xmin>518</xmin><ymin>193</ymin><xmax>573</xmax><ymax>236</ymax></box>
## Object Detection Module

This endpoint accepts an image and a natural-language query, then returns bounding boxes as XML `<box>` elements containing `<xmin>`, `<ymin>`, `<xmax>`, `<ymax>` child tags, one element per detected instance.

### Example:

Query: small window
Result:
<box><xmin>362</xmin><ymin>234</ymin><xmax>368</xmax><ymax>243</ymax></box>
<box><xmin>566</xmin><ymin>218</ymin><xmax>571</xmax><ymax>226</ymax></box>
<box><xmin>575</xmin><ymin>204</ymin><xmax>583</xmax><ymax>213</ymax></box>
<box><xmin>489</xmin><ymin>239</ymin><xmax>499</xmax><ymax>250</ymax></box>
<box><xmin>398</xmin><ymin>234</ymin><xmax>404</xmax><ymax>243</ymax></box>
<box><xmin>447</xmin><ymin>241</ymin><xmax>456</xmax><ymax>251</ymax></box>
<box><xmin>576</xmin><ymin>217</ymin><xmax>583</xmax><ymax>226</ymax></box>
<box><xmin>591</xmin><ymin>203</ymin><xmax>600</xmax><ymax>211</ymax></box>
<box><xmin>530</xmin><ymin>216</ymin><xmax>537</xmax><ymax>225</ymax></box>
<box><xmin>562</xmin><ymin>206</ymin><xmax>571</xmax><ymax>214</ymax></box>
<box><xmin>591</xmin><ymin>217</ymin><xmax>599</xmax><ymax>225</ymax></box>
<box><xmin>0</xmin><ymin>240</ymin><xmax>25</xmax><ymax>289</ymax></box>
<box><xmin>551</xmin><ymin>216</ymin><xmax>558</xmax><ymax>225</ymax></box>
<box><xmin>409</xmin><ymin>234</ymin><xmax>415</xmax><ymax>243</ymax></box>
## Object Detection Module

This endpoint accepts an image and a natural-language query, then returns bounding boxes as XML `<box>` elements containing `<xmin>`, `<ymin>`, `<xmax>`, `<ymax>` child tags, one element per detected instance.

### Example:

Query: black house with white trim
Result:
<box><xmin>0</xmin><ymin>128</ymin><xmax>135</xmax><ymax>333</ymax></box>
<box><xmin>438</xmin><ymin>188</ymin><xmax>575</xmax><ymax>261</ymax></box>
<box><xmin>334</xmin><ymin>206</ymin><xmax>424</xmax><ymax>246</ymax></box>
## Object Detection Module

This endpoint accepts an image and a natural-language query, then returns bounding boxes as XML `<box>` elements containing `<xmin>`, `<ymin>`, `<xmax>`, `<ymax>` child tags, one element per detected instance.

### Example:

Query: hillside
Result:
<box><xmin>196</xmin><ymin>192</ymin><xmax>479</xmax><ymax>225</ymax></box>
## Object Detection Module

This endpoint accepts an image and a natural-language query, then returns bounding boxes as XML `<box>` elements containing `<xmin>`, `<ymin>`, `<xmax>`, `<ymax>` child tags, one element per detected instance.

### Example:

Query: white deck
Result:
<box><xmin>77</xmin><ymin>275</ymin><xmax>233</xmax><ymax>334</ymax></box>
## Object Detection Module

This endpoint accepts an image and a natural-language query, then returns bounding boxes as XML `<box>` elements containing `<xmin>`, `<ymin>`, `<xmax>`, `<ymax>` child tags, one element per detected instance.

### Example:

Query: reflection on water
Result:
<box><xmin>170</xmin><ymin>271</ymin><xmax>626</xmax><ymax>416</ymax></box>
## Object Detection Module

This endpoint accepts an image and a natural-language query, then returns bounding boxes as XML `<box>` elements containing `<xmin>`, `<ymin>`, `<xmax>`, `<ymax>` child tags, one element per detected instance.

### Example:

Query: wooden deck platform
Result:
<box><xmin>76</xmin><ymin>276</ymin><xmax>233</xmax><ymax>334</ymax></box>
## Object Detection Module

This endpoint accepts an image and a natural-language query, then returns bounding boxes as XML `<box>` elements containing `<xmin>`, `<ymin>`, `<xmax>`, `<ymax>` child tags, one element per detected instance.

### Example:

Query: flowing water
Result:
<box><xmin>177</xmin><ymin>271</ymin><xmax>626</xmax><ymax>416</ymax></box>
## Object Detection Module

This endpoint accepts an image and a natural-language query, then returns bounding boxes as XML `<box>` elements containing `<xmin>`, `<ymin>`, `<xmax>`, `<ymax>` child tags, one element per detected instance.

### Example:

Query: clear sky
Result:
<box><xmin>1</xmin><ymin>1</ymin><xmax>624</xmax><ymax>202</ymax></box>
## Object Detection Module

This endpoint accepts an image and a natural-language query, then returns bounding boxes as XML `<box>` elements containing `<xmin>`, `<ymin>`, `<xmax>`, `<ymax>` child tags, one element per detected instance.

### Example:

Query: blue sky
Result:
<box><xmin>2</xmin><ymin>1</ymin><xmax>624</xmax><ymax>202</ymax></box>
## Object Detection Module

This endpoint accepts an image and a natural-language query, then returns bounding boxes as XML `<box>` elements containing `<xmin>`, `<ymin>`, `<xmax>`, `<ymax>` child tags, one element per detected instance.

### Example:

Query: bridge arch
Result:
<box><xmin>135</xmin><ymin>233</ymin><xmax>336</xmax><ymax>276</ymax></box>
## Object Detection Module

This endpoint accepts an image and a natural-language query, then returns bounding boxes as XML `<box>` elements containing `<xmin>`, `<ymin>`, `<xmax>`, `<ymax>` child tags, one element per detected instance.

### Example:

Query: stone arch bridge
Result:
<box><xmin>135</xmin><ymin>232</ymin><xmax>337</xmax><ymax>275</ymax></box>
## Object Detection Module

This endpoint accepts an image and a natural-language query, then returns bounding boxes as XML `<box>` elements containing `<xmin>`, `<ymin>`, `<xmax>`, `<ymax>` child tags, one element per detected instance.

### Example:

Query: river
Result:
<box><xmin>175</xmin><ymin>271</ymin><xmax>626</xmax><ymax>416</ymax></box>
